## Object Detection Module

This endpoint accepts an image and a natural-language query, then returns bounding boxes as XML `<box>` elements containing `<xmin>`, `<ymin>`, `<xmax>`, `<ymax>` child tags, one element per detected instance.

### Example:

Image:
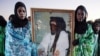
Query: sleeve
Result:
<box><xmin>56</xmin><ymin>31</ymin><xmax>69</xmax><ymax>56</ymax></box>
<box><xmin>79</xmin><ymin>25</ymin><xmax>95</xmax><ymax>56</ymax></box>
<box><xmin>38</xmin><ymin>33</ymin><xmax>50</xmax><ymax>55</ymax></box>
<box><xmin>0</xmin><ymin>27</ymin><xmax>5</xmax><ymax>43</ymax></box>
<box><xmin>31</xmin><ymin>43</ymin><xmax>38</xmax><ymax>56</ymax></box>
<box><xmin>0</xmin><ymin>27</ymin><xmax>5</xmax><ymax>55</ymax></box>
<box><xmin>5</xmin><ymin>22</ymin><xmax>13</xmax><ymax>56</ymax></box>
<box><xmin>28</xmin><ymin>22</ymin><xmax>32</xmax><ymax>42</ymax></box>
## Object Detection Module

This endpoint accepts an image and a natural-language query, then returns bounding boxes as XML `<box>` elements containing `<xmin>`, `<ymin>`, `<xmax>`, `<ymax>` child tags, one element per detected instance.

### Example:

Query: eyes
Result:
<box><xmin>77</xmin><ymin>12</ymin><xmax>84</xmax><ymax>16</ymax></box>
<box><xmin>18</xmin><ymin>9</ymin><xmax>26</xmax><ymax>13</ymax></box>
<box><xmin>17</xmin><ymin>7</ymin><xmax>26</xmax><ymax>13</ymax></box>
<box><xmin>77</xmin><ymin>10</ymin><xmax>85</xmax><ymax>16</ymax></box>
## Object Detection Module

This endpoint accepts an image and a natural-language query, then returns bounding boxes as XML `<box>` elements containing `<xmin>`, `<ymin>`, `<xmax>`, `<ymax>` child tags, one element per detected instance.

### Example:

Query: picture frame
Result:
<box><xmin>31</xmin><ymin>8</ymin><xmax>74</xmax><ymax>56</ymax></box>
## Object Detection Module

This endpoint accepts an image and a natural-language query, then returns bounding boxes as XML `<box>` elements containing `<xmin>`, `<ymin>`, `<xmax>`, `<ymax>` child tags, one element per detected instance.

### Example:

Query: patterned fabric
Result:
<box><xmin>98</xmin><ymin>39</ymin><xmax>100</xmax><ymax>56</ymax></box>
<box><xmin>0</xmin><ymin>26</ymin><xmax>5</xmax><ymax>55</ymax></box>
<box><xmin>93</xmin><ymin>34</ymin><xmax>98</xmax><ymax>56</ymax></box>
<box><xmin>73</xmin><ymin>24</ymin><xmax>95</xmax><ymax>56</ymax></box>
<box><xmin>5</xmin><ymin>21</ymin><xmax>37</xmax><ymax>56</ymax></box>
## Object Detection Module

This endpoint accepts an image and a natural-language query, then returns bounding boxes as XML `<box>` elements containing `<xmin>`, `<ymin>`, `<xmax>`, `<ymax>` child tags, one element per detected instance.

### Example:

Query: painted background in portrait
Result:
<box><xmin>33</xmin><ymin>11</ymin><xmax>71</xmax><ymax>45</ymax></box>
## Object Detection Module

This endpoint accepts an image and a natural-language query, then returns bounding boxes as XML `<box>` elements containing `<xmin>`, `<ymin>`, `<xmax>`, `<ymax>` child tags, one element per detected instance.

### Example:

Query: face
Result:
<box><xmin>76</xmin><ymin>9</ymin><xmax>86</xmax><ymax>22</ymax></box>
<box><xmin>95</xmin><ymin>24</ymin><xmax>100</xmax><ymax>33</ymax></box>
<box><xmin>50</xmin><ymin>21</ymin><xmax>57</xmax><ymax>35</ymax></box>
<box><xmin>17</xmin><ymin>7</ymin><xmax>26</xmax><ymax>20</ymax></box>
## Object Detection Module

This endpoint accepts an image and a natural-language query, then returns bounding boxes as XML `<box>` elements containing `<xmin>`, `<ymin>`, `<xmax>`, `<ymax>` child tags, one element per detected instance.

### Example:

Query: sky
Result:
<box><xmin>0</xmin><ymin>0</ymin><xmax>100</xmax><ymax>21</ymax></box>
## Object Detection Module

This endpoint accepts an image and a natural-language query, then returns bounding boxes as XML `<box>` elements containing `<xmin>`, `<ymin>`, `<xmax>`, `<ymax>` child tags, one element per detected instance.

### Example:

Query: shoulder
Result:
<box><xmin>60</xmin><ymin>31</ymin><xmax>68</xmax><ymax>35</ymax></box>
<box><xmin>6</xmin><ymin>21</ymin><xmax>13</xmax><ymax>29</ymax></box>
<box><xmin>87</xmin><ymin>23</ymin><xmax>93</xmax><ymax>33</ymax></box>
<box><xmin>0</xmin><ymin>26</ymin><xmax>5</xmax><ymax>30</ymax></box>
<box><xmin>87</xmin><ymin>23</ymin><xmax>92</xmax><ymax>28</ymax></box>
<box><xmin>60</xmin><ymin>31</ymin><xmax>68</xmax><ymax>38</ymax></box>
<box><xmin>84</xmin><ymin>24</ymin><xmax>94</xmax><ymax>37</ymax></box>
<box><xmin>25</xmin><ymin>21</ymin><xmax>31</xmax><ymax>29</ymax></box>
<box><xmin>0</xmin><ymin>26</ymin><xmax>5</xmax><ymax>34</ymax></box>
<box><xmin>27</xmin><ymin>21</ymin><xmax>31</xmax><ymax>26</ymax></box>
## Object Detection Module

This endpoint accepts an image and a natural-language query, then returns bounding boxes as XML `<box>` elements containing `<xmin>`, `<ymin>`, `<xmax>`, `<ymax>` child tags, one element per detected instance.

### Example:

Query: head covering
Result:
<box><xmin>11</xmin><ymin>1</ymin><xmax>28</xmax><ymax>28</ymax></box>
<box><xmin>9</xmin><ymin>14</ymin><xmax>14</xmax><ymax>21</ymax></box>
<box><xmin>0</xmin><ymin>15</ymin><xmax>7</xmax><ymax>27</ymax></box>
<box><xmin>50</xmin><ymin>17</ymin><xmax>66</xmax><ymax>31</ymax></box>
<box><xmin>75</xmin><ymin>5</ymin><xmax>88</xmax><ymax>34</ymax></box>
<box><xmin>93</xmin><ymin>19</ymin><xmax>100</xmax><ymax>34</ymax></box>
<box><xmin>14</xmin><ymin>2</ymin><xmax>27</xmax><ymax>17</ymax></box>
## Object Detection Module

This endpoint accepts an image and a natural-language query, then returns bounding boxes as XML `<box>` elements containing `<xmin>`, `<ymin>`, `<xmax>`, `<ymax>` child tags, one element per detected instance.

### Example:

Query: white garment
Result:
<box><xmin>38</xmin><ymin>31</ymin><xmax>69</xmax><ymax>56</ymax></box>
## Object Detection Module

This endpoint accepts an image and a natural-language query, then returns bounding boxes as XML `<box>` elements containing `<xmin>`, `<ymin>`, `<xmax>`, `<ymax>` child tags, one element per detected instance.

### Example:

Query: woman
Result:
<box><xmin>73</xmin><ymin>5</ymin><xmax>95</xmax><ymax>56</ymax></box>
<box><xmin>0</xmin><ymin>15</ymin><xmax>7</xmax><ymax>56</ymax></box>
<box><xmin>5</xmin><ymin>2</ymin><xmax>37</xmax><ymax>56</ymax></box>
<box><xmin>92</xmin><ymin>20</ymin><xmax>100</xmax><ymax>56</ymax></box>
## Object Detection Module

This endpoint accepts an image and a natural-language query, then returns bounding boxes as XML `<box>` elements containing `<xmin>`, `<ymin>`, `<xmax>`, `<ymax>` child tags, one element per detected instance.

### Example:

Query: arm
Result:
<box><xmin>0</xmin><ymin>27</ymin><xmax>5</xmax><ymax>43</ymax></box>
<box><xmin>56</xmin><ymin>31</ymin><xmax>69</xmax><ymax>56</ymax></box>
<box><xmin>38</xmin><ymin>33</ymin><xmax>50</xmax><ymax>55</ymax></box>
<box><xmin>5</xmin><ymin>22</ymin><xmax>13</xmax><ymax>56</ymax></box>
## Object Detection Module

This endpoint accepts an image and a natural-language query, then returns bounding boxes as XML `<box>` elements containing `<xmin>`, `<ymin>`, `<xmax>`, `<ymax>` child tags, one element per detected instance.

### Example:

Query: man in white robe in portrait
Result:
<box><xmin>38</xmin><ymin>17</ymin><xmax>70</xmax><ymax>56</ymax></box>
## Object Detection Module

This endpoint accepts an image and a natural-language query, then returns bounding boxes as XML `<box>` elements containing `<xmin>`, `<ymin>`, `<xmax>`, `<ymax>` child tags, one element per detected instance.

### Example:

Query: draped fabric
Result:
<box><xmin>38</xmin><ymin>31</ymin><xmax>69</xmax><ymax>56</ymax></box>
<box><xmin>73</xmin><ymin>24</ymin><xmax>95</xmax><ymax>56</ymax></box>
<box><xmin>93</xmin><ymin>34</ymin><xmax>98</xmax><ymax>56</ymax></box>
<box><xmin>5</xmin><ymin>21</ymin><xmax>37</xmax><ymax>56</ymax></box>
<box><xmin>98</xmin><ymin>31</ymin><xmax>100</xmax><ymax>56</ymax></box>
<box><xmin>11</xmin><ymin>15</ymin><xmax>28</xmax><ymax>28</ymax></box>
<box><xmin>0</xmin><ymin>26</ymin><xmax>5</xmax><ymax>55</ymax></box>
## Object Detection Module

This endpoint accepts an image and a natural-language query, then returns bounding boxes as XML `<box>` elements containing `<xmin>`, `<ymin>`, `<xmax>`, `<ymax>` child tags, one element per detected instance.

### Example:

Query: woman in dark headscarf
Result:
<box><xmin>5</xmin><ymin>1</ymin><xmax>37</xmax><ymax>56</ymax></box>
<box><xmin>73</xmin><ymin>5</ymin><xmax>95</xmax><ymax>56</ymax></box>
<box><xmin>0</xmin><ymin>15</ymin><xmax>6</xmax><ymax>56</ymax></box>
<box><xmin>92</xmin><ymin>20</ymin><xmax>100</xmax><ymax>56</ymax></box>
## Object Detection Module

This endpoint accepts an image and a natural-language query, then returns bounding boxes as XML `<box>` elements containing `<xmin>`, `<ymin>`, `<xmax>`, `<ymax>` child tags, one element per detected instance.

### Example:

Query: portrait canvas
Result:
<box><xmin>31</xmin><ymin>8</ymin><xmax>74</xmax><ymax>56</ymax></box>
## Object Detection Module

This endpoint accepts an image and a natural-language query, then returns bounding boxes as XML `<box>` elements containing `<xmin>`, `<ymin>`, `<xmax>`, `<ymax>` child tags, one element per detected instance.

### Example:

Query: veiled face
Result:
<box><xmin>76</xmin><ymin>9</ymin><xmax>86</xmax><ymax>22</ymax></box>
<box><xmin>17</xmin><ymin>7</ymin><xmax>26</xmax><ymax>20</ymax></box>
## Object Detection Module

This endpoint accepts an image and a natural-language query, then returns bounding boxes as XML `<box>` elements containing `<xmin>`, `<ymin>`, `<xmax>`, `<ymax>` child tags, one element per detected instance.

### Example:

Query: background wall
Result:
<box><xmin>0</xmin><ymin>0</ymin><xmax>100</xmax><ymax>21</ymax></box>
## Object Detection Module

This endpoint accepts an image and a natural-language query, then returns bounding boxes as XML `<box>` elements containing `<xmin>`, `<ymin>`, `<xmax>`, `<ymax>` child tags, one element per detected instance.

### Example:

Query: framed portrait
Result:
<box><xmin>31</xmin><ymin>8</ymin><xmax>74</xmax><ymax>56</ymax></box>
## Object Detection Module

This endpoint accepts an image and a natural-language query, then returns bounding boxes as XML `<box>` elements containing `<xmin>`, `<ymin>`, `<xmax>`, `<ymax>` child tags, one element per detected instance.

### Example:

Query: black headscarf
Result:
<box><xmin>75</xmin><ymin>5</ymin><xmax>88</xmax><ymax>34</ymax></box>
<box><xmin>11</xmin><ymin>2</ymin><xmax>28</xmax><ymax>28</ymax></box>
<box><xmin>0</xmin><ymin>15</ymin><xmax>7</xmax><ymax>27</ymax></box>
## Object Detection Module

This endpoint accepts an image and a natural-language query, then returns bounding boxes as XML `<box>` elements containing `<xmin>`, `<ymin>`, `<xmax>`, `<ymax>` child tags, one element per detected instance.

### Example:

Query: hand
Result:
<box><xmin>72</xmin><ymin>39</ymin><xmax>79</xmax><ymax>46</ymax></box>
<box><xmin>38</xmin><ymin>49</ymin><xmax>44</xmax><ymax>56</ymax></box>
<box><xmin>54</xmin><ymin>50</ymin><xmax>60</xmax><ymax>56</ymax></box>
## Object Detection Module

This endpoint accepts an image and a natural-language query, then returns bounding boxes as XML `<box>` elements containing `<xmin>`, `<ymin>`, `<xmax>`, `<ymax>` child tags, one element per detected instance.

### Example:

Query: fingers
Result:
<box><xmin>54</xmin><ymin>50</ymin><xmax>60</xmax><ymax>56</ymax></box>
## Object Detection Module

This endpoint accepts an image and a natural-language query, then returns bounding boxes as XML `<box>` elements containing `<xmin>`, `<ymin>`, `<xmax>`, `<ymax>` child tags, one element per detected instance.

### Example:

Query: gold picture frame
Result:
<box><xmin>31</xmin><ymin>8</ymin><xmax>74</xmax><ymax>56</ymax></box>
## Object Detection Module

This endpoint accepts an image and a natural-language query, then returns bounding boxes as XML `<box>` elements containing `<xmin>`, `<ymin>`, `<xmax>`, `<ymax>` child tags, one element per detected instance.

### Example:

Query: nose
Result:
<box><xmin>20</xmin><ymin>11</ymin><xmax>24</xmax><ymax>16</ymax></box>
<box><xmin>80</xmin><ymin>14</ymin><xmax>83</xmax><ymax>18</ymax></box>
